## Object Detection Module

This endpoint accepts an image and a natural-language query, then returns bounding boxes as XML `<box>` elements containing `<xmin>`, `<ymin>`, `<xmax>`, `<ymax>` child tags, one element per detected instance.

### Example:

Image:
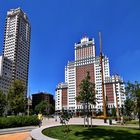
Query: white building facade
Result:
<box><xmin>0</xmin><ymin>56</ymin><xmax>12</xmax><ymax>94</ymax></box>
<box><xmin>55</xmin><ymin>83</ymin><xmax>68</xmax><ymax>111</ymax></box>
<box><xmin>0</xmin><ymin>8</ymin><xmax>31</xmax><ymax>95</ymax></box>
<box><xmin>55</xmin><ymin>36</ymin><xmax>126</xmax><ymax>113</ymax></box>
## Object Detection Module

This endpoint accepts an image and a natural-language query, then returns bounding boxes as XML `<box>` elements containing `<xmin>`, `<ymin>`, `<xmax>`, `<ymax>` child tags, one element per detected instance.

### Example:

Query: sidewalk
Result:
<box><xmin>30</xmin><ymin>117</ymin><xmax>116</xmax><ymax>140</ymax></box>
<box><xmin>31</xmin><ymin>117</ymin><xmax>139</xmax><ymax>140</ymax></box>
<box><xmin>0</xmin><ymin>126</ymin><xmax>36</xmax><ymax>135</ymax></box>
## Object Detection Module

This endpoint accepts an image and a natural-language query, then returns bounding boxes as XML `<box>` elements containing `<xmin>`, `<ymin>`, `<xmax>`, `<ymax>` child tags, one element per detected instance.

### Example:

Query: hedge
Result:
<box><xmin>125</xmin><ymin>120</ymin><xmax>139</xmax><ymax>124</ymax></box>
<box><xmin>0</xmin><ymin>115</ymin><xmax>39</xmax><ymax>129</ymax></box>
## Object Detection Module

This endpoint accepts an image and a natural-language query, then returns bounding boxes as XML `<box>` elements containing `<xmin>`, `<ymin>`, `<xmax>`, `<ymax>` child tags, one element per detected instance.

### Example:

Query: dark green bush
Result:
<box><xmin>125</xmin><ymin>120</ymin><xmax>139</xmax><ymax>124</ymax></box>
<box><xmin>0</xmin><ymin>115</ymin><xmax>39</xmax><ymax>129</ymax></box>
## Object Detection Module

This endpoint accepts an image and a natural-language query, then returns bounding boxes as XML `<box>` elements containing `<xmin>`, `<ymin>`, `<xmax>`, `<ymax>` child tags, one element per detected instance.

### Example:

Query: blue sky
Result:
<box><xmin>0</xmin><ymin>0</ymin><xmax>140</xmax><ymax>96</ymax></box>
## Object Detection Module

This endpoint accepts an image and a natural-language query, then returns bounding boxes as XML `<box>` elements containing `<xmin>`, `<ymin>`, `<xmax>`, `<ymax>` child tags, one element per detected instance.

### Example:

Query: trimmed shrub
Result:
<box><xmin>125</xmin><ymin>120</ymin><xmax>139</xmax><ymax>124</ymax></box>
<box><xmin>0</xmin><ymin>115</ymin><xmax>39</xmax><ymax>129</ymax></box>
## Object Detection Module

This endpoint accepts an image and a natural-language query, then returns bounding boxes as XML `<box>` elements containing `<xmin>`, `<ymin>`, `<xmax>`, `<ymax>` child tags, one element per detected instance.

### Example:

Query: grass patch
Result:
<box><xmin>42</xmin><ymin>125</ymin><xmax>140</xmax><ymax>140</ymax></box>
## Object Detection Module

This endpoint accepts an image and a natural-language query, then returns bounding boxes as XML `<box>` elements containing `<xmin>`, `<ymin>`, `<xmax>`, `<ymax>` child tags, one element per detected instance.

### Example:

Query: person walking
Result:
<box><xmin>38</xmin><ymin>112</ymin><xmax>43</xmax><ymax>127</ymax></box>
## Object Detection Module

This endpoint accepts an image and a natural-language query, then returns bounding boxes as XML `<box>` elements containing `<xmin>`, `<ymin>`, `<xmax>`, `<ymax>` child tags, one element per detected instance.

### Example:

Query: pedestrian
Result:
<box><xmin>38</xmin><ymin>112</ymin><xmax>43</xmax><ymax>127</ymax></box>
<box><xmin>121</xmin><ymin>116</ymin><xmax>124</xmax><ymax>125</ymax></box>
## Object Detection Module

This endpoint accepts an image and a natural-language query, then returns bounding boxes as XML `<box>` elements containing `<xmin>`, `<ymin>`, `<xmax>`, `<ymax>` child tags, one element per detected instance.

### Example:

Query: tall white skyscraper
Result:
<box><xmin>1</xmin><ymin>8</ymin><xmax>31</xmax><ymax>95</ymax></box>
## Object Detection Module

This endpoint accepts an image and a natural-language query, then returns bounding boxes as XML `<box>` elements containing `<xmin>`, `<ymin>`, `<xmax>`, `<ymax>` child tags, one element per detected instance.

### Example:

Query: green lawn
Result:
<box><xmin>42</xmin><ymin>125</ymin><xmax>140</xmax><ymax>140</ymax></box>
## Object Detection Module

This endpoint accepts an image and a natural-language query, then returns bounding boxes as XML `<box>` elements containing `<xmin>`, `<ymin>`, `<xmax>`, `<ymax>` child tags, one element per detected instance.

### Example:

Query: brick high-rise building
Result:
<box><xmin>55</xmin><ymin>36</ymin><xmax>126</xmax><ymax>113</ymax></box>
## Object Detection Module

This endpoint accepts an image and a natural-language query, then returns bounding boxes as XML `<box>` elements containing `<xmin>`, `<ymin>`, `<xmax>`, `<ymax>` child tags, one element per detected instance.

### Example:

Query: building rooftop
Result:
<box><xmin>7</xmin><ymin>7</ymin><xmax>29</xmax><ymax>22</ymax></box>
<box><xmin>75</xmin><ymin>36</ymin><xmax>95</xmax><ymax>48</ymax></box>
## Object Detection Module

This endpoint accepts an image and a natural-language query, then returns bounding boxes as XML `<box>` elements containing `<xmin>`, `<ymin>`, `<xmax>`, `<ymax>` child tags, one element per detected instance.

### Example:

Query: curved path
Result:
<box><xmin>31</xmin><ymin>117</ymin><xmax>115</xmax><ymax>140</ymax></box>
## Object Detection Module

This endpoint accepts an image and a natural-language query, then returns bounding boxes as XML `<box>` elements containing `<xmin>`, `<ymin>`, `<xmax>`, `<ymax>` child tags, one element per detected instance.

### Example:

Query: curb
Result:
<box><xmin>31</xmin><ymin>124</ymin><xmax>61</xmax><ymax>140</ymax></box>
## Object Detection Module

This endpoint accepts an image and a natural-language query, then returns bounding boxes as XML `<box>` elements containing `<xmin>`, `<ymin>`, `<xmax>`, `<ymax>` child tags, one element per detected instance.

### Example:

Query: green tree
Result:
<box><xmin>111</xmin><ymin>106</ymin><xmax>116</xmax><ymax>117</ymax></box>
<box><xmin>7</xmin><ymin>80</ymin><xmax>27</xmax><ymax>115</ymax></box>
<box><xmin>0</xmin><ymin>90</ymin><xmax>7</xmax><ymax>116</ymax></box>
<box><xmin>59</xmin><ymin>108</ymin><xmax>72</xmax><ymax>134</ymax></box>
<box><xmin>76</xmin><ymin>71</ymin><xmax>96</xmax><ymax>127</ymax></box>
<box><xmin>35</xmin><ymin>101</ymin><xmax>51</xmax><ymax>115</ymax></box>
<box><xmin>125</xmin><ymin>81</ymin><xmax>140</xmax><ymax>129</ymax></box>
<box><xmin>124</xmin><ymin>97</ymin><xmax>135</xmax><ymax>119</ymax></box>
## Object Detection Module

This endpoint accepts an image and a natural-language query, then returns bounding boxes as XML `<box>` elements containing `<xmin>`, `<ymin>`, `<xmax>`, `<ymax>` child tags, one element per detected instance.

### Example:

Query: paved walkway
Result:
<box><xmin>0</xmin><ymin>117</ymin><xmax>138</xmax><ymax>140</ymax></box>
<box><xmin>31</xmin><ymin>117</ymin><xmax>117</xmax><ymax>140</ymax></box>
<box><xmin>42</xmin><ymin>117</ymin><xmax>117</xmax><ymax>127</ymax></box>
<box><xmin>31</xmin><ymin>117</ymin><xmax>139</xmax><ymax>140</ymax></box>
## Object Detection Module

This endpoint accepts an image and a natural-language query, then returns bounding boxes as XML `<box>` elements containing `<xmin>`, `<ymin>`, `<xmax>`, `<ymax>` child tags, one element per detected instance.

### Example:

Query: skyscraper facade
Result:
<box><xmin>1</xmin><ymin>8</ymin><xmax>31</xmax><ymax>95</ymax></box>
<box><xmin>55</xmin><ymin>36</ymin><xmax>126</xmax><ymax>113</ymax></box>
<box><xmin>0</xmin><ymin>56</ymin><xmax>12</xmax><ymax>93</ymax></box>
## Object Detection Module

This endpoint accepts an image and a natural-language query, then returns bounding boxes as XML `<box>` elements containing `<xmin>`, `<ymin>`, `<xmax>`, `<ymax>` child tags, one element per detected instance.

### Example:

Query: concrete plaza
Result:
<box><xmin>0</xmin><ymin>117</ymin><xmax>138</xmax><ymax>140</ymax></box>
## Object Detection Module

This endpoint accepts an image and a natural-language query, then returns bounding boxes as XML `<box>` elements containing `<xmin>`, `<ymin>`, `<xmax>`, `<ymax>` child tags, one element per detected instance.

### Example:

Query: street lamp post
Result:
<box><xmin>114</xmin><ymin>75</ymin><xmax>119</xmax><ymax>121</ymax></box>
<box><xmin>99</xmin><ymin>32</ymin><xmax>107</xmax><ymax>123</ymax></box>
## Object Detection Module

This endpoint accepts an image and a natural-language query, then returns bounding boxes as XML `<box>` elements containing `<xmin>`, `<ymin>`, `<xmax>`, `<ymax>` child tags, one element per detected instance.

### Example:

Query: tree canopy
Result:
<box><xmin>7</xmin><ymin>79</ymin><xmax>27</xmax><ymax>115</ymax></box>
<box><xmin>35</xmin><ymin>101</ymin><xmax>52</xmax><ymax>115</ymax></box>
<box><xmin>76</xmin><ymin>71</ymin><xmax>96</xmax><ymax>116</ymax></box>
<box><xmin>0</xmin><ymin>90</ymin><xmax>7</xmax><ymax>116</ymax></box>
<box><xmin>125</xmin><ymin>81</ymin><xmax>140</xmax><ymax>128</ymax></box>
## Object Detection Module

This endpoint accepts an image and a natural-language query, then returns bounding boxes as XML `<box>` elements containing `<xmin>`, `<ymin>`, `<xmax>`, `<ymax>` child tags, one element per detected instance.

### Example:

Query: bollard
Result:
<box><xmin>109</xmin><ymin>119</ymin><xmax>112</xmax><ymax>125</ymax></box>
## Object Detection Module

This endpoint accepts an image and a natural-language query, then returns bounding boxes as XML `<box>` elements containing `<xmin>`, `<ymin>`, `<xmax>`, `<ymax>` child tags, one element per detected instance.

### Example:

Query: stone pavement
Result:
<box><xmin>0</xmin><ymin>117</ymin><xmax>138</xmax><ymax>140</ymax></box>
<box><xmin>31</xmin><ymin>117</ymin><xmax>139</xmax><ymax>140</ymax></box>
<box><xmin>31</xmin><ymin>117</ymin><xmax>116</xmax><ymax>140</ymax></box>
<box><xmin>42</xmin><ymin>117</ymin><xmax>116</xmax><ymax>126</ymax></box>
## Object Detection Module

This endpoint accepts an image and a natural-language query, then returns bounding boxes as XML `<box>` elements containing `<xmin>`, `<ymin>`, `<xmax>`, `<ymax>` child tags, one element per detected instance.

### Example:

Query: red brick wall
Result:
<box><xmin>76</xmin><ymin>46</ymin><xmax>93</xmax><ymax>60</ymax></box>
<box><xmin>62</xmin><ymin>88</ymin><xmax>67</xmax><ymax>106</ymax></box>
<box><xmin>76</xmin><ymin>64</ymin><xmax>95</xmax><ymax>105</ymax></box>
<box><xmin>105</xmin><ymin>83</ymin><xmax>114</xmax><ymax>103</ymax></box>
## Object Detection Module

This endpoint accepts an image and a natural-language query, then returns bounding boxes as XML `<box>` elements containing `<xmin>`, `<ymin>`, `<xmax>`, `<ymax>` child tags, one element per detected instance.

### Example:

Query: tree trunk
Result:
<box><xmin>91</xmin><ymin>116</ymin><xmax>92</xmax><ymax>127</ymax></box>
<box><xmin>84</xmin><ymin>116</ymin><xmax>85</xmax><ymax>127</ymax></box>
<box><xmin>139</xmin><ymin>118</ymin><xmax>140</xmax><ymax>129</ymax></box>
<box><xmin>138</xmin><ymin>112</ymin><xmax>140</xmax><ymax>129</ymax></box>
<box><xmin>87</xmin><ymin>117</ymin><xmax>89</xmax><ymax>128</ymax></box>
<box><xmin>87</xmin><ymin>102</ymin><xmax>89</xmax><ymax>128</ymax></box>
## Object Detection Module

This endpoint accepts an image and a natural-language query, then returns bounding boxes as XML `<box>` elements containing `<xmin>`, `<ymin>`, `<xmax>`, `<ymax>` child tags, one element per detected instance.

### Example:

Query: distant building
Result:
<box><xmin>55</xmin><ymin>36</ymin><xmax>126</xmax><ymax>113</ymax></box>
<box><xmin>55</xmin><ymin>83</ymin><xmax>68</xmax><ymax>111</ymax></box>
<box><xmin>105</xmin><ymin>75</ymin><xmax>126</xmax><ymax>109</ymax></box>
<box><xmin>32</xmin><ymin>92</ymin><xmax>55</xmax><ymax>114</ymax></box>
